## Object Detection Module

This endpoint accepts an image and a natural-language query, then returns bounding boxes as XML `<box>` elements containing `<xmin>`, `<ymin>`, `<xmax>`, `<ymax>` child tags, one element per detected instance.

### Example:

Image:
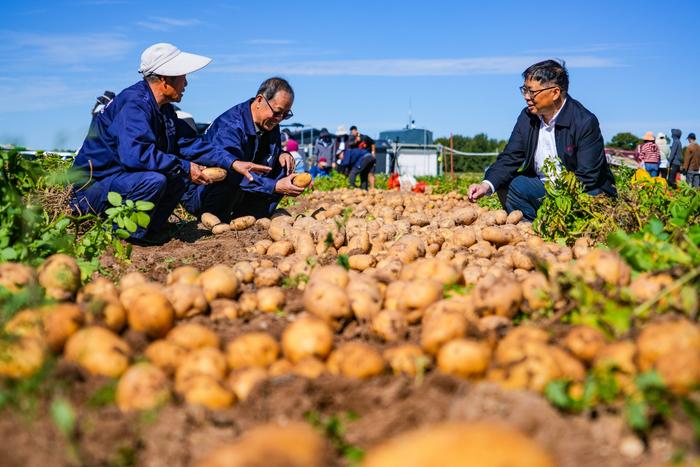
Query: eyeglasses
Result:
<box><xmin>519</xmin><ymin>85</ymin><xmax>558</xmax><ymax>99</ymax></box>
<box><xmin>262</xmin><ymin>95</ymin><xmax>294</xmax><ymax>120</ymax></box>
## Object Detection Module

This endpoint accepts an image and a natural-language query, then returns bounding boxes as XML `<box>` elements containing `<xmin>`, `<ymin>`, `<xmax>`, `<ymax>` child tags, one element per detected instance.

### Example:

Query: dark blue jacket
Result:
<box><xmin>340</xmin><ymin>148</ymin><xmax>371</xmax><ymax>170</ymax></box>
<box><xmin>73</xmin><ymin>80</ymin><xmax>235</xmax><ymax>185</ymax></box>
<box><xmin>485</xmin><ymin>97</ymin><xmax>616</xmax><ymax>196</ymax></box>
<box><xmin>668</xmin><ymin>129</ymin><xmax>683</xmax><ymax>166</ymax></box>
<box><xmin>201</xmin><ymin>99</ymin><xmax>285</xmax><ymax>195</ymax></box>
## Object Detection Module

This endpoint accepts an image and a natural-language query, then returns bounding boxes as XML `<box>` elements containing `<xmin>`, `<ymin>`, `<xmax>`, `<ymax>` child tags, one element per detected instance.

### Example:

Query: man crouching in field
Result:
<box><xmin>468</xmin><ymin>60</ymin><xmax>616</xmax><ymax>221</ymax></box>
<box><xmin>70</xmin><ymin>43</ymin><xmax>268</xmax><ymax>244</ymax></box>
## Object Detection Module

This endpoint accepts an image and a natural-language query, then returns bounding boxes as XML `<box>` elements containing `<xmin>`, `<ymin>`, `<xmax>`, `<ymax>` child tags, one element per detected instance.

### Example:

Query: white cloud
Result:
<box><xmin>0</xmin><ymin>77</ymin><xmax>95</xmax><ymax>113</ymax></box>
<box><xmin>210</xmin><ymin>55</ymin><xmax>619</xmax><ymax>77</ymax></box>
<box><xmin>136</xmin><ymin>16</ymin><xmax>202</xmax><ymax>31</ymax></box>
<box><xmin>244</xmin><ymin>39</ymin><xmax>296</xmax><ymax>46</ymax></box>
<box><xmin>8</xmin><ymin>33</ymin><xmax>134</xmax><ymax>66</ymax></box>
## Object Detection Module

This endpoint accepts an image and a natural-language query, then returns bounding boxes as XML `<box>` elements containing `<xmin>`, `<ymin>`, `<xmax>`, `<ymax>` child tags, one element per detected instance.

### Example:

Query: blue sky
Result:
<box><xmin>1</xmin><ymin>0</ymin><xmax>698</xmax><ymax>149</ymax></box>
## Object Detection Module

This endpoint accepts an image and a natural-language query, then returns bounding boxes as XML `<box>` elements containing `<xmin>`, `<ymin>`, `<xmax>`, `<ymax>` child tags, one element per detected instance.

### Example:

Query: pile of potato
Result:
<box><xmin>1</xmin><ymin>188</ymin><xmax>699</xmax><ymax>415</ymax></box>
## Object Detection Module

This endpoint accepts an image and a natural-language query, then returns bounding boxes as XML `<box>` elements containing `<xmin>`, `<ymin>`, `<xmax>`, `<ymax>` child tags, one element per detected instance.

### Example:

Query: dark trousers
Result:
<box><xmin>348</xmin><ymin>156</ymin><xmax>376</xmax><ymax>190</ymax></box>
<box><xmin>497</xmin><ymin>175</ymin><xmax>547</xmax><ymax>221</ymax></box>
<box><xmin>667</xmin><ymin>164</ymin><xmax>681</xmax><ymax>188</ymax></box>
<box><xmin>181</xmin><ymin>177</ymin><xmax>282</xmax><ymax>221</ymax></box>
<box><xmin>71</xmin><ymin>171</ymin><xmax>186</xmax><ymax>239</ymax></box>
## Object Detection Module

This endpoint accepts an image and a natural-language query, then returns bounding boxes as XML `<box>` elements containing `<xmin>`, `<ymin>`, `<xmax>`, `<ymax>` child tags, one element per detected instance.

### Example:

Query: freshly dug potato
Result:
<box><xmin>397</xmin><ymin>279</ymin><xmax>443</xmax><ymax>318</ymax></box>
<box><xmin>119</xmin><ymin>271</ymin><xmax>148</xmax><ymax>290</ymax></box>
<box><xmin>294</xmin><ymin>232</ymin><xmax>316</xmax><ymax>257</ymax></box>
<box><xmin>268</xmin><ymin>359</ymin><xmax>295</xmax><ymax>377</ymax></box>
<box><xmin>5</xmin><ymin>309</ymin><xmax>44</xmax><ymax>340</ymax></box>
<box><xmin>656</xmin><ymin>349</ymin><xmax>700</xmax><ymax>395</ymax></box>
<box><xmin>384</xmin><ymin>344</ymin><xmax>430</xmax><ymax>376</ymax></box>
<box><xmin>175</xmin><ymin>347</ymin><xmax>227</xmax><ymax>393</ymax></box>
<box><xmin>309</xmin><ymin>264</ymin><xmax>349</xmax><ymax>288</ymax></box>
<box><xmin>226</xmin><ymin>332</ymin><xmax>279</xmax><ymax>370</ymax></box>
<box><xmin>292</xmin><ymin>172</ymin><xmax>312</xmax><ymax>188</ymax></box>
<box><xmin>481</xmin><ymin>225</ymin><xmax>522</xmax><ymax>246</ymax></box>
<box><xmin>362</xmin><ymin>422</ymin><xmax>556</xmax><ymax>467</ymax></box>
<box><xmin>520</xmin><ymin>272</ymin><xmax>551</xmax><ymax>312</ymax></box>
<box><xmin>254</xmin><ymin>267</ymin><xmax>283</xmax><ymax>288</ymax></box>
<box><xmin>494</xmin><ymin>327</ymin><xmax>550</xmax><ymax>364</ymax></box>
<box><xmin>64</xmin><ymin>326</ymin><xmax>131</xmax><ymax>377</ymax></box>
<box><xmin>0</xmin><ymin>262</ymin><xmax>37</xmax><ymax>292</ymax></box>
<box><xmin>212</xmin><ymin>223</ymin><xmax>231</xmax><ymax>235</ymax></box>
<box><xmin>303</xmin><ymin>281</ymin><xmax>351</xmax><ymax>322</ymax></box>
<box><xmin>389</xmin><ymin>234</ymin><xmax>426</xmax><ymax>263</ymax></box>
<box><xmin>119</xmin><ymin>282</ymin><xmax>162</xmax><ymax>310</ymax></box>
<box><xmin>256</xmin><ymin>287</ymin><xmax>286</xmax><ymax>313</ymax></box>
<box><xmin>327</xmin><ymin>342</ymin><xmax>385</xmax><ymax>379</ymax></box>
<box><xmin>348</xmin><ymin>254</ymin><xmax>376</xmax><ymax>271</ymax></box>
<box><xmin>593</xmin><ymin>340</ymin><xmax>637</xmax><ymax>374</ymax></box>
<box><xmin>230</xmin><ymin>215</ymin><xmax>256</xmax><ymax>231</ymax></box>
<box><xmin>183</xmin><ymin>375</ymin><xmax>234</xmax><ymax>409</ymax></box>
<box><xmin>563</xmin><ymin>326</ymin><xmax>607</xmax><ymax>363</ymax></box>
<box><xmin>282</xmin><ymin>316</ymin><xmax>334</xmax><ymax>363</ymax></box>
<box><xmin>451</xmin><ymin>207</ymin><xmax>479</xmax><ymax>226</ymax></box>
<box><xmin>551</xmin><ymin>347</ymin><xmax>586</xmax><ymax>381</ymax></box>
<box><xmin>293</xmin><ymin>356</ymin><xmax>327</xmax><ymax>379</ymax></box>
<box><xmin>252</xmin><ymin>239</ymin><xmax>273</xmax><ymax>255</ymax></box>
<box><xmin>231</xmin><ymin>261</ymin><xmax>255</xmax><ymax>284</ymax></box>
<box><xmin>144</xmin><ymin>339</ymin><xmax>187</xmax><ymax>375</ymax></box>
<box><xmin>193</xmin><ymin>423</ymin><xmax>329</xmax><ymax>467</ymax></box>
<box><xmin>576</xmin><ymin>249</ymin><xmax>631</xmax><ymax>286</ymax></box>
<box><xmin>268</xmin><ymin>215</ymin><xmax>294</xmax><ymax>242</ymax></box>
<box><xmin>198</xmin><ymin>264</ymin><xmax>239</xmax><ymax>301</ymax></box>
<box><xmin>237</xmin><ymin>292</ymin><xmax>258</xmax><ymax>316</ymax></box>
<box><xmin>43</xmin><ymin>303</ymin><xmax>84</xmax><ymax>352</ymax></box>
<box><xmin>166</xmin><ymin>266</ymin><xmax>200</xmax><ymax>286</ymax></box>
<box><xmin>0</xmin><ymin>336</ymin><xmax>46</xmax><ymax>378</ymax></box>
<box><xmin>202</xmin><ymin>167</ymin><xmax>227</xmax><ymax>182</ymax></box>
<box><xmin>347</xmin><ymin>276</ymin><xmax>383</xmax><ymax>320</ymax></box>
<box><xmin>472</xmin><ymin>275</ymin><xmax>522</xmax><ymax>318</ymax></box>
<box><xmin>127</xmin><ymin>291</ymin><xmax>175</xmax><ymax>338</ymax></box>
<box><xmin>636</xmin><ymin>320</ymin><xmax>700</xmax><ymax>371</ymax></box>
<box><xmin>506</xmin><ymin>210</ymin><xmax>524</xmax><ymax>224</ymax></box>
<box><xmin>83</xmin><ymin>297</ymin><xmax>126</xmax><ymax>334</ymax></box>
<box><xmin>38</xmin><ymin>254</ymin><xmax>81</xmax><ymax>301</ymax></box>
<box><xmin>437</xmin><ymin>338</ymin><xmax>491</xmax><ymax>378</ymax></box>
<box><xmin>201</xmin><ymin>212</ymin><xmax>222</xmax><ymax>230</ymax></box>
<box><xmin>629</xmin><ymin>273</ymin><xmax>674</xmax><ymax>305</ymax></box>
<box><xmin>164</xmin><ymin>283</ymin><xmax>208</xmax><ymax>318</ymax></box>
<box><xmin>116</xmin><ymin>363</ymin><xmax>171</xmax><ymax>412</ymax></box>
<box><xmin>421</xmin><ymin>311</ymin><xmax>468</xmax><ymax>355</ymax></box>
<box><xmin>77</xmin><ymin>276</ymin><xmax>120</xmax><ymax>303</ymax></box>
<box><xmin>371</xmin><ymin>309</ymin><xmax>408</xmax><ymax>342</ymax></box>
<box><xmin>166</xmin><ymin>323</ymin><xmax>220</xmax><ymax>350</ymax></box>
<box><xmin>267</xmin><ymin>240</ymin><xmax>294</xmax><ymax>257</ymax></box>
<box><xmin>489</xmin><ymin>344</ymin><xmax>561</xmax><ymax>392</ymax></box>
<box><xmin>226</xmin><ymin>367</ymin><xmax>268</xmax><ymax>401</ymax></box>
<box><xmin>399</xmin><ymin>258</ymin><xmax>460</xmax><ymax>286</ymax></box>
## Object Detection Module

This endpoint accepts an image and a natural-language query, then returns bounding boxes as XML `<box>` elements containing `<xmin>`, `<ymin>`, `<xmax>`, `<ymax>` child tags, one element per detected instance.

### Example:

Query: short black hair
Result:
<box><xmin>522</xmin><ymin>60</ymin><xmax>569</xmax><ymax>96</ymax></box>
<box><xmin>257</xmin><ymin>77</ymin><xmax>294</xmax><ymax>101</ymax></box>
<box><xmin>350</xmin><ymin>125</ymin><xmax>358</xmax><ymax>131</ymax></box>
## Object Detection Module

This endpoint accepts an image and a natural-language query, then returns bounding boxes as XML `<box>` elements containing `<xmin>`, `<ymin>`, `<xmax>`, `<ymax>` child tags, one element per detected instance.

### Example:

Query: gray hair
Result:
<box><xmin>144</xmin><ymin>74</ymin><xmax>163</xmax><ymax>83</ymax></box>
<box><xmin>257</xmin><ymin>77</ymin><xmax>294</xmax><ymax>101</ymax></box>
<box><xmin>522</xmin><ymin>60</ymin><xmax>569</xmax><ymax>96</ymax></box>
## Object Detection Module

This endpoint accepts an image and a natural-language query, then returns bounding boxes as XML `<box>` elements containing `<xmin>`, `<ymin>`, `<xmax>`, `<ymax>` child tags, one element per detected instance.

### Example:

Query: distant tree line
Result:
<box><xmin>434</xmin><ymin>133</ymin><xmax>507</xmax><ymax>173</ymax></box>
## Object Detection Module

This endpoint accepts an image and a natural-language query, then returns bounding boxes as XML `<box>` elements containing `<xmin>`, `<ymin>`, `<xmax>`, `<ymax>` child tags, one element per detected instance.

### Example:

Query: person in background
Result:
<box><xmin>656</xmin><ymin>132</ymin><xmax>670</xmax><ymax>178</ymax></box>
<box><xmin>349</xmin><ymin>125</ymin><xmax>376</xmax><ymax>189</ymax></box>
<box><xmin>638</xmin><ymin>132</ymin><xmax>660</xmax><ymax>176</ymax></box>
<box><xmin>338</xmin><ymin>147</ymin><xmax>374</xmax><ymax>190</ymax></box>
<box><xmin>284</xmin><ymin>137</ymin><xmax>305</xmax><ymax>173</ymax></box>
<box><xmin>682</xmin><ymin>133</ymin><xmax>700</xmax><ymax>188</ymax></box>
<box><xmin>667</xmin><ymin>129</ymin><xmax>683</xmax><ymax>188</ymax></box>
<box><xmin>313</xmin><ymin>128</ymin><xmax>337</xmax><ymax>170</ymax></box>
<box><xmin>309</xmin><ymin>157</ymin><xmax>331</xmax><ymax>179</ymax></box>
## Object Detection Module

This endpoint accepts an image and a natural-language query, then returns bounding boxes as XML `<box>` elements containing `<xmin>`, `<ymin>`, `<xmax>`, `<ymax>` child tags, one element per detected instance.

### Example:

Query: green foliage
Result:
<box><xmin>0</xmin><ymin>357</ymin><xmax>57</xmax><ymax>416</ymax></box>
<box><xmin>434</xmin><ymin>133</ymin><xmax>506</xmax><ymax>173</ymax></box>
<box><xmin>87</xmin><ymin>380</ymin><xmax>117</xmax><ymax>408</ymax></box>
<box><xmin>607</xmin><ymin>132</ymin><xmax>642</xmax><ymax>150</ymax></box>
<box><xmin>305</xmin><ymin>410</ymin><xmax>364</xmax><ymax>466</ymax></box>
<box><xmin>336</xmin><ymin>254</ymin><xmax>350</xmax><ymax>270</ymax></box>
<box><xmin>282</xmin><ymin>273</ymin><xmax>309</xmax><ymax>289</ymax></box>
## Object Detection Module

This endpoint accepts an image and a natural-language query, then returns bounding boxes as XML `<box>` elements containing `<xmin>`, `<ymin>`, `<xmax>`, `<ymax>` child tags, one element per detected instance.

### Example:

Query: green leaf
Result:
<box><xmin>116</xmin><ymin>229</ymin><xmax>130</xmax><ymax>239</ymax></box>
<box><xmin>135</xmin><ymin>200</ymin><xmax>155</xmax><ymax>211</ymax></box>
<box><xmin>50</xmin><ymin>397</ymin><xmax>76</xmax><ymax>437</ymax></box>
<box><xmin>635</xmin><ymin>371</ymin><xmax>665</xmax><ymax>391</ymax></box>
<box><xmin>126</xmin><ymin>199</ymin><xmax>134</xmax><ymax>208</ymax></box>
<box><xmin>107</xmin><ymin>192</ymin><xmax>123</xmax><ymax>207</ymax></box>
<box><xmin>545</xmin><ymin>380</ymin><xmax>574</xmax><ymax>410</ymax></box>
<box><xmin>124</xmin><ymin>217</ymin><xmax>138</xmax><ymax>233</ymax></box>
<box><xmin>624</xmin><ymin>398</ymin><xmax>649</xmax><ymax>431</ymax></box>
<box><xmin>135</xmin><ymin>212</ymin><xmax>150</xmax><ymax>228</ymax></box>
<box><xmin>336</xmin><ymin>254</ymin><xmax>350</xmax><ymax>270</ymax></box>
<box><xmin>104</xmin><ymin>207</ymin><xmax>119</xmax><ymax>217</ymax></box>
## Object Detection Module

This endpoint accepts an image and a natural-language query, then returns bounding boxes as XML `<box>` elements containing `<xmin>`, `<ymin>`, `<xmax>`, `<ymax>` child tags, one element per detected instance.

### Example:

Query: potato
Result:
<box><xmin>254</xmin><ymin>267</ymin><xmax>283</xmax><ymax>288</ymax></box>
<box><xmin>292</xmin><ymin>172</ymin><xmax>312</xmax><ymax>188</ymax></box>
<box><xmin>362</xmin><ymin>422</ymin><xmax>556</xmax><ymax>467</ymax></box>
<box><xmin>636</xmin><ymin>320</ymin><xmax>700</xmax><ymax>371</ymax></box>
<box><xmin>520</xmin><ymin>272</ymin><xmax>550</xmax><ymax>312</ymax></box>
<box><xmin>489</xmin><ymin>344</ymin><xmax>561</xmax><ymax>392</ymax></box>
<box><xmin>193</xmin><ymin>423</ymin><xmax>329</xmax><ymax>467</ymax></box>
<box><xmin>119</xmin><ymin>271</ymin><xmax>148</xmax><ymax>290</ymax></box>
<box><xmin>629</xmin><ymin>273</ymin><xmax>674</xmax><ymax>304</ymax></box>
<box><xmin>166</xmin><ymin>266</ymin><xmax>200</xmax><ymax>286</ymax></box>
<box><xmin>212</xmin><ymin>223</ymin><xmax>231</xmax><ymax>235</ymax></box>
<box><xmin>309</xmin><ymin>264</ymin><xmax>349</xmax><ymax>288</ymax></box>
<box><xmin>43</xmin><ymin>303</ymin><xmax>83</xmax><ymax>352</ymax></box>
<box><xmin>64</xmin><ymin>326</ymin><xmax>131</xmax><ymax>377</ymax></box>
<box><xmin>5</xmin><ymin>309</ymin><xmax>44</xmax><ymax>340</ymax></box>
<box><xmin>281</xmin><ymin>316</ymin><xmax>334</xmax><ymax>363</ymax></box>
<box><xmin>472</xmin><ymin>275</ymin><xmax>522</xmax><ymax>318</ymax></box>
<box><xmin>399</xmin><ymin>258</ymin><xmax>460</xmax><ymax>286</ymax></box>
<box><xmin>236</xmin><ymin>292</ymin><xmax>258</xmax><ymax>316</ymax></box>
<box><xmin>0</xmin><ymin>262</ymin><xmax>37</xmax><ymax>292</ymax></box>
<box><xmin>451</xmin><ymin>207</ymin><xmax>479</xmax><ymax>226</ymax></box>
<box><xmin>437</xmin><ymin>338</ymin><xmax>491</xmax><ymax>378</ymax></box>
<box><xmin>119</xmin><ymin>282</ymin><xmax>162</xmax><ymax>310</ymax></box>
<box><xmin>116</xmin><ymin>363</ymin><xmax>171</xmax><ymax>412</ymax></box>
<box><xmin>347</xmin><ymin>231</ymin><xmax>371</xmax><ymax>254</ymax></box>
<box><xmin>348</xmin><ymin>254</ymin><xmax>376</xmax><ymax>271</ymax></box>
<box><xmin>372</xmin><ymin>309</ymin><xmax>408</xmax><ymax>342</ymax></box>
<box><xmin>202</xmin><ymin>167</ymin><xmax>227</xmax><ymax>182</ymax></box>
<box><xmin>294</xmin><ymin>232</ymin><xmax>316</xmax><ymax>257</ymax></box>
<box><xmin>389</xmin><ymin>234</ymin><xmax>426</xmax><ymax>263</ymax></box>
<box><xmin>563</xmin><ymin>326</ymin><xmax>606</xmax><ymax>364</ymax></box>
<box><xmin>303</xmin><ymin>281</ymin><xmax>351</xmax><ymax>322</ymax></box>
<box><xmin>226</xmin><ymin>367</ymin><xmax>268</xmax><ymax>401</ymax></box>
<box><xmin>383</xmin><ymin>344</ymin><xmax>430</xmax><ymax>376</ymax></box>
<box><xmin>656</xmin><ymin>349</ymin><xmax>700</xmax><ymax>395</ymax></box>
<box><xmin>144</xmin><ymin>339</ymin><xmax>187</xmax><ymax>375</ymax></box>
<box><xmin>550</xmin><ymin>347</ymin><xmax>586</xmax><ymax>381</ymax></box>
<box><xmin>183</xmin><ymin>375</ymin><xmax>234</xmax><ymax>409</ymax></box>
<box><xmin>327</xmin><ymin>342</ymin><xmax>384</xmax><ymax>379</ymax></box>
<box><xmin>199</xmin><ymin>264</ymin><xmax>239</xmax><ymax>301</ymax></box>
<box><xmin>252</xmin><ymin>239</ymin><xmax>273</xmax><ymax>255</ymax></box>
<box><xmin>175</xmin><ymin>347</ymin><xmax>227</xmax><ymax>394</ymax></box>
<box><xmin>293</xmin><ymin>356</ymin><xmax>327</xmax><ymax>379</ymax></box>
<box><xmin>38</xmin><ymin>254</ymin><xmax>81</xmax><ymax>301</ymax></box>
<box><xmin>164</xmin><ymin>283</ymin><xmax>208</xmax><ymax>318</ymax></box>
<box><xmin>167</xmin><ymin>323</ymin><xmax>220</xmax><ymax>350</ymax></box>
<box><xmin>481</xmin><ymin>225</ymin><xmax>522</xmax><ymax>246</ymax></box>
<box><xmin>267</xmin><ymin>240</ymin><xmax>294</xmax><ymax>256</ymax></box>
<box><xmin>227</xmin><ymin>215</ymin><xmax>255</xmax><ymax>232</ymax></box>
<box><xmin>593</xmin><ymin>340</ymin><xmax>637</xmax><ymax>374</ymax></box>
<box><xmin>226</xmin><ymin>332</ymin><xmax>279</xmax><ymax>370</ymax></box>
<box><xmin>77</xmin><ymin>276</ymin><xmax>120</xmax><ymax>303</ymax></box>
<box><xmin>576</xmin><ymin>249</ymin><xmax>631</xmax><ymax>286</ymax></box>
<box><xmin>0</xmin><ymin>336</ymin><xmax>46</xmax><ymax>378</ymax></box>
<box><xmin>421</xmin><ymin>310</ymin><xmax>468</xmax><ymax>355</ymax></box>
<box><xmin>256</xmin><ymin>287</ymin><xmax>286</xmax><ymax>313</ymax></box>
<box><xmin>397</xmin><ymin>279</ymin><xmax>443</xmax><ymax>318</ymax></box>
<box><xmin>201</xmin><ymin>212</ymin><xmax>222</xmax><ymax>230</ymax></box>
<box><xmin>469</xmin><ymin>241</ymin><xmax>496</xmax><ymax>259</ymax></box>
<box><xmin>268</xmin><ymin>358</ymin><xmax>295</xmax><ymax>377</ymax></box>
<box><xmin>127</xmin><ymin>291</ymin><xmax>175</xmax><ymax>338</ymax></box>
<box><xmin>268</xmin><ymin>216</ymin><xmax>294</xmax><ymax>242</ymax></box>
<box><xmin>347</xmin><ymin>276</ymin><xmax>383</xmax><ymax>320</ymax></box>
<box><xmin>506</xmin><ymin>210</ymin><xmax>524</xmax><ymax>224</ymax></box>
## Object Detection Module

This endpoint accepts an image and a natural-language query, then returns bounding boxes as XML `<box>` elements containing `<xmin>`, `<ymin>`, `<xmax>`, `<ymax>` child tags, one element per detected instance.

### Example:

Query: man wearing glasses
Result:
<box><xmin>181</xmin><ymin>77</ymin><xmax>303</xmax><ymax>220</ymax></box>
<box><xmin>468</xmin><ymin>60</ymin><xmax>616</xmax><ymax>221</ymax></box>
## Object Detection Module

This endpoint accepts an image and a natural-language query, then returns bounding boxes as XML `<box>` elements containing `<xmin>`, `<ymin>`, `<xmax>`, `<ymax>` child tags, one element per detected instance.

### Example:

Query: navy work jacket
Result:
<box><xmin>72</xmin><ymin>80</ymin><xmax>235</xmax><ymax>185</ymax></box>
<box><xmin>484</xmin><ymin>97</ymin><xmax>616</xmax><ymax>196</ymax></box>
<box><xmin>202</xmin><ymin>99</ymin><xmax>285</xmax><ymax>195</ymax></box>
<box><xmin>340</xmin><ymin>148</ymin><xmax>371</xmax><ymax>170</ymax></box>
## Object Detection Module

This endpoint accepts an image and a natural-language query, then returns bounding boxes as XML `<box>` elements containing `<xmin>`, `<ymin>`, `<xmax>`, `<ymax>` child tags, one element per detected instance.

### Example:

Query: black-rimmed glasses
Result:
<box><xmin>262</xmin><ymin>95</ymin><xmax>294</xmax><ymax>120</ymax></box>
<box><xmin>519</xmin><ymin>85</ymin><xmax>558</xmax><ymax>98</ymax></box>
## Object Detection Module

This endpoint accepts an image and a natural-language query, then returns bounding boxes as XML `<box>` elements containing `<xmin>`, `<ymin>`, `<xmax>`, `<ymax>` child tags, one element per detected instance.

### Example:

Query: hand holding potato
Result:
<box><xmin>275</xmin><ymin>174</ymin><xmax>305</xmax><ymax>197</ymax></box>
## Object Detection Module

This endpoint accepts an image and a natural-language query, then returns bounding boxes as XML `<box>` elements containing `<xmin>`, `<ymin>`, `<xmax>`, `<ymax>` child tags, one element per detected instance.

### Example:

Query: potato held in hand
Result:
<box><xmin>202</xmin><ymin>167</ymin><xmax>227</xmax><ymax>182</ymax></box>
<box><xmin>292</xmin><ymin>172</ymin><xmax>312</xmax><ymax>188</ymax></box>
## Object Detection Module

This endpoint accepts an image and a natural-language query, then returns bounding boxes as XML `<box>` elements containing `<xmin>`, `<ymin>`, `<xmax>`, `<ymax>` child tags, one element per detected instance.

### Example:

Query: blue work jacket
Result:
<box><xmin>339</xmin><ymin>148</ymin><xmax>371</xmax><ymax>170</ymax></box>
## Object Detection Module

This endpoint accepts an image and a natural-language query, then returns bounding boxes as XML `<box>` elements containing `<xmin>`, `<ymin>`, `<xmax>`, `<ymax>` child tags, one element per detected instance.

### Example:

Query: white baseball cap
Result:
<box><xmin>138</xmin><ymin>43</ymin><xmax>211</xmax><ymax>77</ymax></box>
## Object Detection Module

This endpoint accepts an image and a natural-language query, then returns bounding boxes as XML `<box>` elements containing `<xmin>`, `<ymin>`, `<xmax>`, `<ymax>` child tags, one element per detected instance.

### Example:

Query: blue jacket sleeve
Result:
<box><xmin>669</xmin><ymin>141</ymin><xmax>682</xmax><ymax>165</ymax></box>
<box><xmin>484</xmin><ymin>111</ymin><xmax>529</xmax><ymax>191</ymax></box>
<box><xmin>178</xmin><ymin>136</ymin><xmax>236</xmax><ymax>170</ymax></box>
<box><xmin>571</xmin><ymin>115</ymin><xmax>607</xmax><ymax>191</ymax></box>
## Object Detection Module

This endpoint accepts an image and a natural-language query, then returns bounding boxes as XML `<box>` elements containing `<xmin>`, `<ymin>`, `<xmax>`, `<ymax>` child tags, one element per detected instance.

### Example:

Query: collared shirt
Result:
<box><xmin>534</xmin><ymin>99</ymin><xmax>566</xmax><ymax>181</ymax></box>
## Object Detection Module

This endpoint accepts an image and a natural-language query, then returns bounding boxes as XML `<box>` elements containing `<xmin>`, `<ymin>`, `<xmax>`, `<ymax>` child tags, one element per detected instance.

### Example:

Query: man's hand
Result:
<box><xmin>468</xmin><ymin>182</ymin><xmax>492</xmax><ymax>202</ymax></box>
<box><xmin>274</xmin><ymin>174</ymin><xmax>305</xmax><ymax>197</ymax></box>
<box><xmin>279</xmin><ymin>152</ymin><xmax>295</xmax><ymax>175</ymax></box>
<box><xmin>232</xmin><ymin>160</ymin><xmax>272</xmax><ymax>181</ymax></box>
<box><xmin>190</xmin><ymin>162</ymin><xmax>211</xmax><ymax>185</ymax></box>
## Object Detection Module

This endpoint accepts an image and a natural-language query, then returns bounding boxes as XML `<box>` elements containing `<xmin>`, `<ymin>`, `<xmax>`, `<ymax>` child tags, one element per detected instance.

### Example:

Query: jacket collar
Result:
<box><xmin>241</xmin><ymin>98</ymin><xmax>258</xmax><ymax>137</ymax></box>
<box><xmin>138</xmin><ymin>79</ymin><xmax>164</xmax><ymax>116</ymax></box>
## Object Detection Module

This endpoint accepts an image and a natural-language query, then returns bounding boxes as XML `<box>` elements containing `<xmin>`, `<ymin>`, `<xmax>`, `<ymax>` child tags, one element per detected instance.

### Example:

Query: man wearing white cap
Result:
<box><xmin>70</xmin><ymin>43</ymin><xmax>269</xmax><ymax>244</ymax></box>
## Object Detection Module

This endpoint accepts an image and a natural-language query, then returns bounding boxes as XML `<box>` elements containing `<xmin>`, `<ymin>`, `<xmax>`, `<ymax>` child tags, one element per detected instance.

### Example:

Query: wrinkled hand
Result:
<box><xmin>232</xmin><ymin>160</ymin><xmax>272</xmax><ymax>181</ymax></box>
<box><xmin>274</xmin><ymin>174</ymin><xmax>305</xmax><ymax>197</ymax></box>
<box><xmin>189</xmin><ymin>162</ymin><xmax>211</xmax><ymax>185</ymax></box>
<box><xmin>468</xmin><ymin>182</ymin><xmax>492</xmax><ymax>202</ymax></box>
<box><xmin>279</xmin><ymin>152</ymin><xmax>295</xmax><ymax>175</ymax></box>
